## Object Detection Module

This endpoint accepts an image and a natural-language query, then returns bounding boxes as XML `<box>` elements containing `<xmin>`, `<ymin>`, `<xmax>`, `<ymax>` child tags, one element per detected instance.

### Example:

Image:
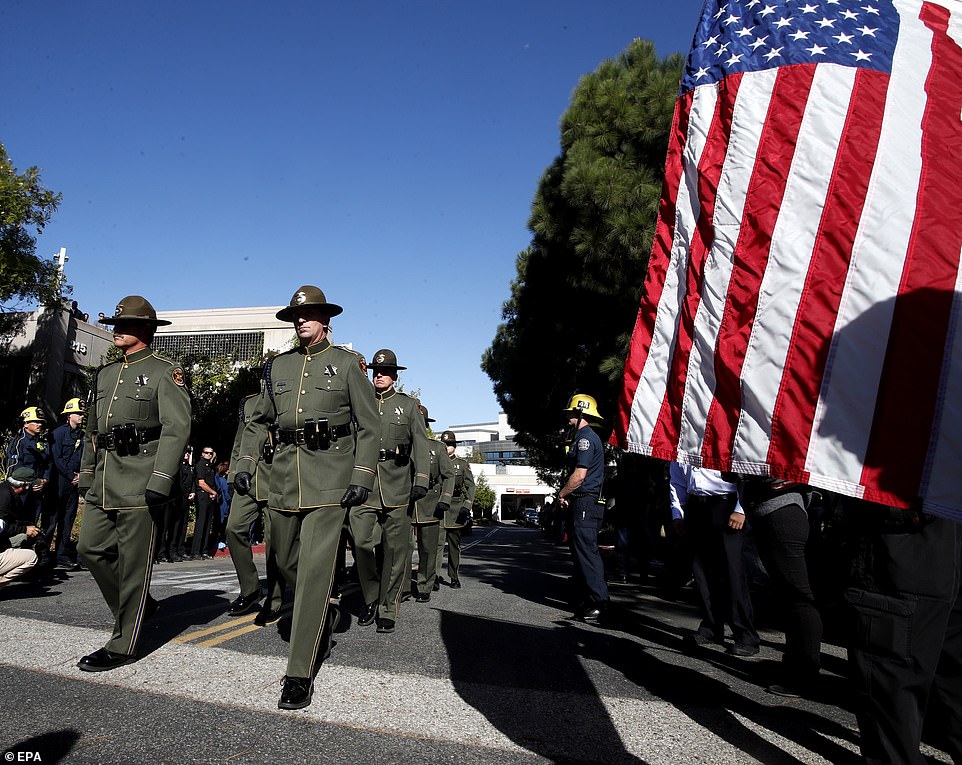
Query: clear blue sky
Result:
<box><xmin>2</xmin><ymin>1</ymin><xmax>704</xmax><ymax>430</ymax></box>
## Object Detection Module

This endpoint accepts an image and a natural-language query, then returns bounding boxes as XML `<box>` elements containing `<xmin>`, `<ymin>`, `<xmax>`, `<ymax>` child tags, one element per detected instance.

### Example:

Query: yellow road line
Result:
<box><xmin>195</xmin><ymin>623</ymin><xmax>263</xmax><ymax>647</ymax></box>
<box><xmin>171</xmin><ymin>614</ymin><xmax>257</xmax><ymax>644</ymax></box>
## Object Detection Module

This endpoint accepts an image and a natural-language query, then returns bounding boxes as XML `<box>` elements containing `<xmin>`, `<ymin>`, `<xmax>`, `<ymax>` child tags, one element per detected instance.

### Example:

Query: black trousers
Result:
<box><xmin>846</xmin><ymin>509</ymin><xmax>962</xmax><ymax>764</ymax></box>
<box><xmin>685</xmin><ymin>493</ymin><xmax>758</xmax><ymax>647</ymax></box>
<box><xmin>190</xmin><ymin>494</ymin><xmax>215</xmax><ymax>556</ymax></box>
<box><xmin>569</xmin><ymin>495</ymin><xmax>609</xmax><ymax>608</ymax></box>
<box><xmin>752</xmin><ymin>503</ymin><xmax>822</xmax><ymax>679</ymax></box>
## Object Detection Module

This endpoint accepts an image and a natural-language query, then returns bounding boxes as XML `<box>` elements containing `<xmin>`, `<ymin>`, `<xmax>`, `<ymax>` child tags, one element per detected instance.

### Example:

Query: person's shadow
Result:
<box><xmin>4</xmin><ymin>730</ymin><xmax>80</xmax><ymax>764</ymax></box>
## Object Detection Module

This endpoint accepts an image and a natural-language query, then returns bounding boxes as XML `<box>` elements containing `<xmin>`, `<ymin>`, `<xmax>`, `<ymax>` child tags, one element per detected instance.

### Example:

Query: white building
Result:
<box><xmin>153</xmin><ymin>306</ymin><xmax>292</xmax><ymax>361</ymax></box>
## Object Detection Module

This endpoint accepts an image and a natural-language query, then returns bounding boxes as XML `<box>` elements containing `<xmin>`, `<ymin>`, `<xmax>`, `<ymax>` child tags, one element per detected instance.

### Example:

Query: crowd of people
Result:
<box><xmin>3</xmin><ymin>285</ymin><xmax>959</xmax><ymax>762</ymax></box>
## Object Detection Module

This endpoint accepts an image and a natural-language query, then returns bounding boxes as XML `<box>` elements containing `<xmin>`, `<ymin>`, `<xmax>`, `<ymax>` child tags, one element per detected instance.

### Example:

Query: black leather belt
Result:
<box><xmin>687</xmin><ymin>492</ymin><xmax>737</xmax><ymax>505</ymax></box>
<box><xmin>277</xmin><ymin>423</ymin><xmax>352</xmax><ymax>445</ymax></box>
<box><xmin>95</xmin><ymin>425</ymin><xmax>162</xmax><ymax>451</ymax></box>
<box><xmin>378</xmin><ymin>448</ymin><xmax>410</xmax><ymax>462</ymax></box>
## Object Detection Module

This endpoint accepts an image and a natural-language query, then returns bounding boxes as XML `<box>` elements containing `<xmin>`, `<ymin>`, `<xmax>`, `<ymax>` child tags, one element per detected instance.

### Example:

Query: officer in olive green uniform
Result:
<box><xmin>350</xmin><ymin>349</ymin><xmax>430</xmax><ymax>633</ymax></box>
<box><xmin>233</xmin><ymin>285</ymin><xmax>378</xmax><ymax>710</ymax></box>
<box><xmin>436</xmin><ymin>431</ymin><xmax>476</xmax><ymax>589</ymax></box>
<box><xmin>76</xmin><ymin>296</ymin><xmax>192</xmax><ymax>672</ymax></box>
<box><xmin>409</xmin><ymin>404</ymin><xmax>454</xmax><ymax>602</ymax></box>
<box><xmin>225</xmin><ymin>383</ymin><xmax>284</xmax><ymax>624</ymax></box>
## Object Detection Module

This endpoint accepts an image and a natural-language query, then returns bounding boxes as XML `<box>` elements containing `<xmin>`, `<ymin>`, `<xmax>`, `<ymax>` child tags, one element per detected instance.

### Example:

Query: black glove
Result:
<box><xmin>340</xmin><ymin>484</ymin><xmax>369</xmax><ymax>508</ymax></box>
<box><xmin>234</xmin><ymin>472</ymin><xmax>253</xmax><ymax>495</ymax></box>
<box><xmin>456</xmin><ymin>509</ymin><xmax>471</xmax><ymax>525</ymax></box>
<box><xmin>409</xmin><ymin>485</ymin><xmax>427</xmax><ymax>502</ymax></box>
<box><xmin>436</xmin><ymin>501</ymin><xmax>450</xmax><ymax>514</ymax></box>
<box><xmin>145</xmin><ymin>489</ymin><xmax>168</xmax><ymax>506</ymax></box>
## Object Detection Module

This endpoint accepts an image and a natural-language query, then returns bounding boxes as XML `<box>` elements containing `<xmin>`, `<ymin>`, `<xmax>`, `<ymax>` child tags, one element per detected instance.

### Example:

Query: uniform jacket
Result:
<box><xmin>364</xmin><ymin>388</ymin><xmax>430</xmax><ymax>509</ymax></box>
<box><xmin>229</xmin><ymin>393</ymin><xmax>271</xmax><ymax>504</ymax></box>
<box><xmin>0</xmin><ymin>483</ymin><xmax>33</xmax><ymax>553</ymax></box>
<box><xmin>236</xmin><ymin>339</ymin><xmax>379</xmax><ymax>511</ymax></box>
<box><xmin>78</xmin><ymin>347</ymin><xmax>192</xmax><ymax>510</ymax></box>
<box><xmin>51</xmin><ymin>422</ymin><xmax>84</xmax><ymax>495</ymax></box>
<box><xmin>411</xmin><ymin>438</ymin><xmax>455</xmax><ymax>524</ymax></box>
<box><xmin>443</xmin><ymin>455</ymin><xmax>476</xmax><ymax>528</ymax></box>
<box><xmin>5</xmin><ymin>430</ymin><xmax>52</xmax><ymax>481</ymax></box>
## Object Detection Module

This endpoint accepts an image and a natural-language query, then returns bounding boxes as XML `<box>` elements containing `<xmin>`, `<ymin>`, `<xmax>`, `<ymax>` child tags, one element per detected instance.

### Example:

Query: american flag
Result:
<box><xmin>613</xmin><ymin>0</ymin><xmax>962</xmax><ymax>519</ymax></box>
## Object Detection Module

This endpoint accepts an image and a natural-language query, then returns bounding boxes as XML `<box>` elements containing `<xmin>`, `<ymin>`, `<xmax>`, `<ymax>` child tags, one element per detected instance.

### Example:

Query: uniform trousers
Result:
<box><xmin>751</xmin><ymin>502</ymin><xmax>822</xmax><ymax>679</ymax></box>
<box><xmin>77</xmin><ymin>505</ymin><xmax>158</xmax><ymax>656</ymax></box>
<box><xmin>0</xmin><ymin>547</ymin><xmax>37</xmax><ymax>587</ymax></box>
<box><xmin>685</xmin><ymin>493</ymin><xmax>758</xmax><ymax>647</ymax></box>
<box><xmin>42</xmin><ymin>486</ymin><xmax>79</xmax><ymax>561</ymax></box>
<box><xmin>444</xmin><ymin>528</ymin><xmax>463</xmax><ymax>583</ymax></box>
<box><xmin>157</xmin><ymin>496</ymin><xmax>186</xmax><ymax>560</ymax></box>
<box><xmin>569</xmin><ymin>495</ymin><xmax>609</xmax><ymax>607</ymax></box>
<box><xmin>846</xmin><ymin>512</ymin><xmax>962</xmax><ymax>765</ymax></box>
<box><xmin>415</xmin><ymin>521</ymin><xmax>441</xmax><ymax>594</ymax></box>
<box><xmin>270</xmin><ymin>506</ymin><xmax>345</xmax><ymax>678</ymax></box>
<box><xmin>190</xmin><ymin>493</ymin><xmax>215</xmax><ymax>556</ymax></box>
<box><xmin>226</xmin><ymin>493</ymin><xmax>283</xmax><ymax>610</ymax></box>
<box><xmin>350</xmin><ymin>505</ymin><xmax>410</xmax><ymax>623</ymax></box>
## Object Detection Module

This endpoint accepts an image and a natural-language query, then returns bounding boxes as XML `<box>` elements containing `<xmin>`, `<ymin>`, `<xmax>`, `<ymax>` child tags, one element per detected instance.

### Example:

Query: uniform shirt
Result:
<box><xmin>5</xmin><ymin>430</ymin><xmax>52</xmax><ymax>481</ymax></box>
<box><xmin>229</xmin><ymin>394</ymin><xmax>270</xmax><ymax>504</ymax></box>
<box><xmin>236</xmin><ymin>338</ymin><xmax>379</xmax><ymax>511</ymax></box>
<box><xmin>411</xmin><ymin>438</ymin><xmax>455</xmax><ymax>524</ymax></box>
<box><xmin>51</xmin><ymin>422</ymin><xmax>84</xmax><ymax>494</ymax></box>
<box><xmin>668</xmin><ymin>463</ymin><xmax>744</xmax><ymax>520</ymax></box>
<box><xmin>195</xmin><ymin>457</ymin><xmax>217</xmax><ymax>499</ymax></box>
<box><xmin>565</xmin><ymin>424</ymin><xmax>604</xmax><ymax>497</ymax></box>
<box><xmin>78</xmin><ymin>346</ymin><xmax>192</xmax><ymax>510</ymax></box>
<box><xmin>365</xmin><ymin>388</ymin><xmax>430</xmax><ymax>509</ymax></box>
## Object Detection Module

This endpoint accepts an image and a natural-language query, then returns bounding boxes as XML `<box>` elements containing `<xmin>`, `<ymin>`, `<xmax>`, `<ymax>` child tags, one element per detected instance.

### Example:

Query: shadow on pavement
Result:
<box><xmin>3</xmin><ymin>729</ymin><xmax>80</xmax><ymax>763</ymax></box>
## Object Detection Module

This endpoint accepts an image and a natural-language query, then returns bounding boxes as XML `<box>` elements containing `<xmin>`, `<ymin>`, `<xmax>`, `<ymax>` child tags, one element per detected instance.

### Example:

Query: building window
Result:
<box><xmin>153</xmin><ymin>332</ymin><xmax>265</xmax><ymax>362</ymax></box>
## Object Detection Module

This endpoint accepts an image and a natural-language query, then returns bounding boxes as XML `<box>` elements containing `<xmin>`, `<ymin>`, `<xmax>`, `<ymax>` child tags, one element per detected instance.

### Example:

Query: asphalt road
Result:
<box><xmin>0</xmin><ymin>524</ymin><xmax>952</xmax><ymax>764</ymax></box>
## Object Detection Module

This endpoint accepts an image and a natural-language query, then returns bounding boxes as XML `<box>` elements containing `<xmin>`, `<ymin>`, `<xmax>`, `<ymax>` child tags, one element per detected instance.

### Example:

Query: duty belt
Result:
<box><xmin>378</xmin><ymin>446</ymin><xmax>411</xmax><ymax>462</ymax></box>
<box><xmin>277</xmin><ymin>423</ymin><xmax>352</xmax><ymax>445</ymax></box>
<box><xmin>95</xmin><ymin>425</ymin><xmax>163</xmax><ymax>451</ymax></box>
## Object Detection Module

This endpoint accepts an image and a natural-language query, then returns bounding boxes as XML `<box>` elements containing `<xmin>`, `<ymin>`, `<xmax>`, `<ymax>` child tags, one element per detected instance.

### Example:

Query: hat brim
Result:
<box><xmin>370</xmin><ymin>364</ymin><xmax>406</xmax><ymax>372</ymax></box>
<box><xmin>563</xmin><ymin>408</ymin><xmax>604</xmax><ymax>421</ymax></box>
<box><xmin>276</xmin><ymin>303</ymin><xmax>344</xmax><ymax>322</ymax></box>
<box><xmin>101</xmin><ymin>316</ymin><xmax>172</xmax><ymax>327</ymax></box>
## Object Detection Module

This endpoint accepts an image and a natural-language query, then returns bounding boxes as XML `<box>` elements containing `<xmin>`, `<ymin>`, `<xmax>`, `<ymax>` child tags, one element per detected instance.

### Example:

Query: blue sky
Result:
<box><xmin>2</xmin><ymin>1</ymin><xmax>704</xmax><ymax>430</ymax></box>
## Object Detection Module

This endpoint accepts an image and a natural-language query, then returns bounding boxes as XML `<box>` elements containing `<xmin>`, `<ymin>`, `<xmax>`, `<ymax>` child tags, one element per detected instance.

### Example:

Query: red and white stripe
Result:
<box><xmin>614</xmin><ymin>0</ymin><xmax>962</xmax><ymax>519</ymax></box>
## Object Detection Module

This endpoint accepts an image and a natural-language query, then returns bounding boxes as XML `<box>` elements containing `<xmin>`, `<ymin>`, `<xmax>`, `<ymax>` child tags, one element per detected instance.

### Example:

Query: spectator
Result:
<box><xmin>0</xmin><ymin>467</ymin><xmax>41</xmax><ymax>588</ymax></box>
<box><xmin>189</xmin><ymin>447</ymin><xmax>218</xmax><ymax>560</ymax></box>
<box><xmin>5</xmin><ymin>407</ymin><xmax>52</xmax><ymax>528</ymax></box>
<box><xmin>213</xmin><ymin>460</ymin><xmax>231</xmax><ymax>552</ymax></box>
<box><xmin>670</xmin><ymin>463</ymin><xmax>759</xmax><ymax>657</ymax></box>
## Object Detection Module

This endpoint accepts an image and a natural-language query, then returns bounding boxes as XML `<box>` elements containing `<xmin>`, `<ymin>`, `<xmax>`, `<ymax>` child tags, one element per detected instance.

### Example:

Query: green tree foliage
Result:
<box><xmin>482</xmin><ymin>39</ymin><xmax>683</xmax><ymax>470</ymax></box>
<box><xmin>473</xmin><ymin>473</ymin><xmax>496</xmax><ymax>515</ymax></box>
<box><xmin>0</xmin><ymin>144</ymin><xmax>65</xmax><ymax>337</ymax></box>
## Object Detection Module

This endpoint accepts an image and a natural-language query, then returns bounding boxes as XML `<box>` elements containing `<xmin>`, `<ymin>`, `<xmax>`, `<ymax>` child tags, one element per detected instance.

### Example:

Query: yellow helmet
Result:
<box><xmin>20</xmin><ymin>406</ymin><xmax>46</xmax><ymax>423</ymax></box>
<box><xmin>61</xmin><ymin>398</ymin><xmax>86</xmax><ymax>415</ymax></box>
<box><xmin>562</xmin><ymin>393</ymin><xmax>603</xmax><ymax>421</ymax></box>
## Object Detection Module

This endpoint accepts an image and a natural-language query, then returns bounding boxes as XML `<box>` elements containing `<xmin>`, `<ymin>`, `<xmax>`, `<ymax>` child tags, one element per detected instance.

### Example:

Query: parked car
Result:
<box><xmin>518</xmin><ymin>507</ymin><xmax>540</xmax><ymax>528</ymax></box>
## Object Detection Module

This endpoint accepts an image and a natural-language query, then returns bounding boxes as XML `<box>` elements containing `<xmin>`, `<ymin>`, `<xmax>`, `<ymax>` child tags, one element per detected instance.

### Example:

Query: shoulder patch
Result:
<box><xmin>171</xmin><ymin>367</ymin><xmax>186</xmax><ymax>387</ymax></box>
<box><xmin>577</xmin><ymin>438</ymin><xmax>590</xmax><ymax>451</ymax></box>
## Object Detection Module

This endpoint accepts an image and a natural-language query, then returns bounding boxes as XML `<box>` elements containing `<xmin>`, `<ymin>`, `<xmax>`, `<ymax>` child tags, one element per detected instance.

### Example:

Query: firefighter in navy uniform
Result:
<box><xmin>409</xmin><ymin>405</ymin><xmax>454</xmax><ymax>602</ymax></box>
<box><xmin>76</xmin><ymin>295</ymin><xmax>192</xmax><ymax>671</ymax></box>
<box><xmin>5</xmin><ymin>407</ymin><xmax>52</xmax><ymax>527</ymax></box>
<box><xmin>225</xmin><ymin>374</ymin><xmax>285</xmax><ymax>624</ymax></box>
<box><xmin>557</xmin><ymin>394</ymin><xmax>608</xmax><ymax>624</ymax></box>
<box><xmin>436</xmin><ymin>431</ymin><xmax>476</xmax><ymax>589</ymax></box>
<box><xmin>233</xmin><ymin>285</ymin><xmax>379</xmax><ymax>710</ymax></box>
<box><xmin>48</xmin><ymin>398</ymin><xmax>86</xmax><ymax>567</ymax></box>
<box><xmin>349</xmin><ymin>349</ymin><xmax>430</xmax><ymax>634</ymax></box>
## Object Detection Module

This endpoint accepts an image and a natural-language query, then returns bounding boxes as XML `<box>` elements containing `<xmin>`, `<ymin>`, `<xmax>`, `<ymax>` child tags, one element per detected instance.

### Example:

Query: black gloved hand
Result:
<box><xmin>436</xmin><ymin>501</ymin><xmax>450</xmax><ymax>515</ymax></box>
<box><xmin>234</xmin><ymin>472</ymin><xmax>252</xmax><ymax>495</ymax></box>
<box><xmin>340</xmin><ymin>484</ymin><xmax>369</xmax><ymax>508</ymax></box>
<box><xmin>455</xmin><ymin>509</ymin><xmax>471</xmax><ymax>525</ymax></box>
<box><xmin>145</xmin><ymin>489</ymin><xmax>168</xmax><ymax>506</ymax></box>
<box><xmin>409</xmin><ymin>485</ymin><xmax>427</xmax><ymax>502</ymax></box>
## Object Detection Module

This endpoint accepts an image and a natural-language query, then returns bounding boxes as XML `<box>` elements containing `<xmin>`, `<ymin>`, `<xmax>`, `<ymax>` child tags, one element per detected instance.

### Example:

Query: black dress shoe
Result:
<box><xmin>376</xmin><ymin>618</ymin><xmax>396</xmax><ymax>634</ymax></box>
<box><xmin>358</xmin><ymin>602</ymin><xmax>377</xmax><ymax>627</ymax></box>
<box><xmin>254</xmin><ymin>606</ymin><xmax>283</xmax><ymax>627</ymax></box>
<box><xmin>278</xmin><ymin>676</ymin><xmax>314</xmax><ymax>710</ymax></box>
<box><xmin>436</xmin><ymin>575</ymin><xmax>446</xmax><ymax>585</ymax></box>
<box><xmin>415</xmin><ymin>594</ymin><xmax>430</xmax><ymax>603</ymax></box>
<box><xmin>726</xmin><ymin>642</ymin><xmax>760</xmax><ymax>657</ymax></box>
<box><xmin>683</xmin><ymin>631</ymin><xmax>721</xmax><ymax>651</ymax></box>
<box><xmin>580</xmin><ymin>607</ymin><xmax>602</xmax><ymax>624</ymax></box>
<box><xmin>432</xmin><ymin>581</ymin><xmax>440</xmax><ymax>592</ymax></box>
<box><xmin>78</xmin><ymin>648</ymin><xmax>137</xmax><ymax>672</ymax></box>
<box><xmin>449</xmin><ymin>579</ymin><xmax>462</xmax><ymax>589</ymax></box>
<box><xmin>228</xmin><ymin>591</ymin><xmax>262</xmax><ymax>616</ymax></box>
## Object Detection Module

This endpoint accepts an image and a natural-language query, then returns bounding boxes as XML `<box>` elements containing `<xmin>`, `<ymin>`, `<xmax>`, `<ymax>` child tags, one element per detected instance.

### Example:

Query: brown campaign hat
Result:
<box><xmin>368</xmin><ymin>348</ymin><xmax>406</xmax><ymax>371</ymax></box>
<box><xmin>100</xmin><ymin>295</ymin><xmax>172</xmax><ymax>326</ymax></box>
<box><xmin>418</xmin><ymin>403</ymin><xmax>435</xmax><ymax>424</ymax></box>
<box><xmin>276</xmin><ymin>285</ymin><xmax>344</xmax><ymax>322</ymax></box>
